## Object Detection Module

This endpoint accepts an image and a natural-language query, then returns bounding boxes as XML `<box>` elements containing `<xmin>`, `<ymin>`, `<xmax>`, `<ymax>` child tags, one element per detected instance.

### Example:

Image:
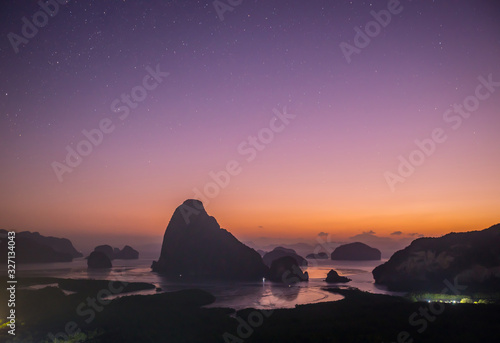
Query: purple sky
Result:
<box><xmin>1</xmin><ymin>0</ymin><xmax>499</xmax><ymax>248</ymax></box>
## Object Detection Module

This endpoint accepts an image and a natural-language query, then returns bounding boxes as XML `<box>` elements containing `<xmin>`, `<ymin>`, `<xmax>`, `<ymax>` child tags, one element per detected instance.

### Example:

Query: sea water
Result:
<box><xmin>9</xmin><ymin>258</ymin><xmax>403</xmax><ymax>311</ymax></box>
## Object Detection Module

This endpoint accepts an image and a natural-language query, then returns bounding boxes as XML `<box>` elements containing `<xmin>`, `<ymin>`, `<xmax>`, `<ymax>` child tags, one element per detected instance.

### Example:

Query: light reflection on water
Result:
<box><xmin>11</xmin><ymin>258</ymin><xmax>403</xmax><ymax>310</ymax></box>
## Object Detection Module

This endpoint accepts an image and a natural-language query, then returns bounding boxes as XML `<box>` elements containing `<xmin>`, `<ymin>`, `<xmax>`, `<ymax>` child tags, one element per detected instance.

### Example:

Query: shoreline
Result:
<box><xmin>1</xmin><ymin>277</ymin><xmax>499</xmax><ymax>342</ymax></box>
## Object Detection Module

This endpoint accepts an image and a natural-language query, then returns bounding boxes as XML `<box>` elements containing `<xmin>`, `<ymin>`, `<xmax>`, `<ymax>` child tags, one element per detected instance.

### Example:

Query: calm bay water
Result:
<box><xmin>11</xmin><ymin>258</ymin><xmax>403</xmax><ymax>311</ymax></box>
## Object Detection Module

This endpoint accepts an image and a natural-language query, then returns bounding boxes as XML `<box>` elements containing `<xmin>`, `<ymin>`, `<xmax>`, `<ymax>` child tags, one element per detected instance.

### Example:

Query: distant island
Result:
<box><xmin>306</xmin><ymin>252</ymin><xmax>329</xmax><ymax>259</ymax></box>
<box><xmin>331</xmin><ymin>242</ymin><xmax>381</xmax><ymax>261</ymax></box>
<box><xmin>90</xmin><ymin>244</ymin><xmax>139</xmax><ymax>260</ymax></box>
<box><xmin>0</xmin><ymin>229</ymin><xmax>81</xmax><ymax>264</ymax></box>
<box><xmin>86</xmin><ymin>244</ymin><xmax>139</xmax><ymax>268</ymax></box>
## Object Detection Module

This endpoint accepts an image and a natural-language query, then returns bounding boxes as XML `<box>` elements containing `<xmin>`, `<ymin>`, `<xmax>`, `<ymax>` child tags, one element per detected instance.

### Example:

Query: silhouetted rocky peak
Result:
<box><xmin>263</xmin><ymin>247</ymin><xmax>308</xmax><ymax>267</ymax></box>
<box><xmin>94</xmin><ymin>245</ymin><xmax>114</xmax><ymax>259</ymax></box>
<box><xmin>325</xmin><ymin>269</ymin><xmax>351</xmax><ymax>283</ymax></box>
<box><xmin>269</xmin><ymin>256</ymin><xmax>309</xmax><ymax>284</ymax></box>
<box><xmin>16</xmin><ymin>230</ymin><xmax>82</xmax><ymax>258</ymax></box>
<box><xmin>115</xmin><ymin>245</ymin><xmax>139</xmax><ymax>259</ymax></box>
<box><xmin>152</xmin><ymin>200</ymin><xmax>268</xmax><ymax>280</ymax></box>
<box><xmin>163</xmin><ymin>199</ymin><xmax>216</xmax><ymax>234</ymax></box>
<box><xmin>373</xmin><ymin>224</ymin><xmax>500</xmax><ymax>292</ymax></box>
<box><xmin>87</xmin><ymin>251</ymin><xmax>112</xmax><ymax>269</ymax></box>
<box><xmin>0</xmin><ymin>230</ymin><xmax>76</xmax><ymax>264</ymax></box>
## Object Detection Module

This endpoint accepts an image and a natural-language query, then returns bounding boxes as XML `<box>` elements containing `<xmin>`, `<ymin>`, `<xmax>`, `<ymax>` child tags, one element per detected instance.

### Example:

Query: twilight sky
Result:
<box><xmin>1</xmin><ymin>0</ymin><xmax>499</xmax><ymax>247</ymax></box>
